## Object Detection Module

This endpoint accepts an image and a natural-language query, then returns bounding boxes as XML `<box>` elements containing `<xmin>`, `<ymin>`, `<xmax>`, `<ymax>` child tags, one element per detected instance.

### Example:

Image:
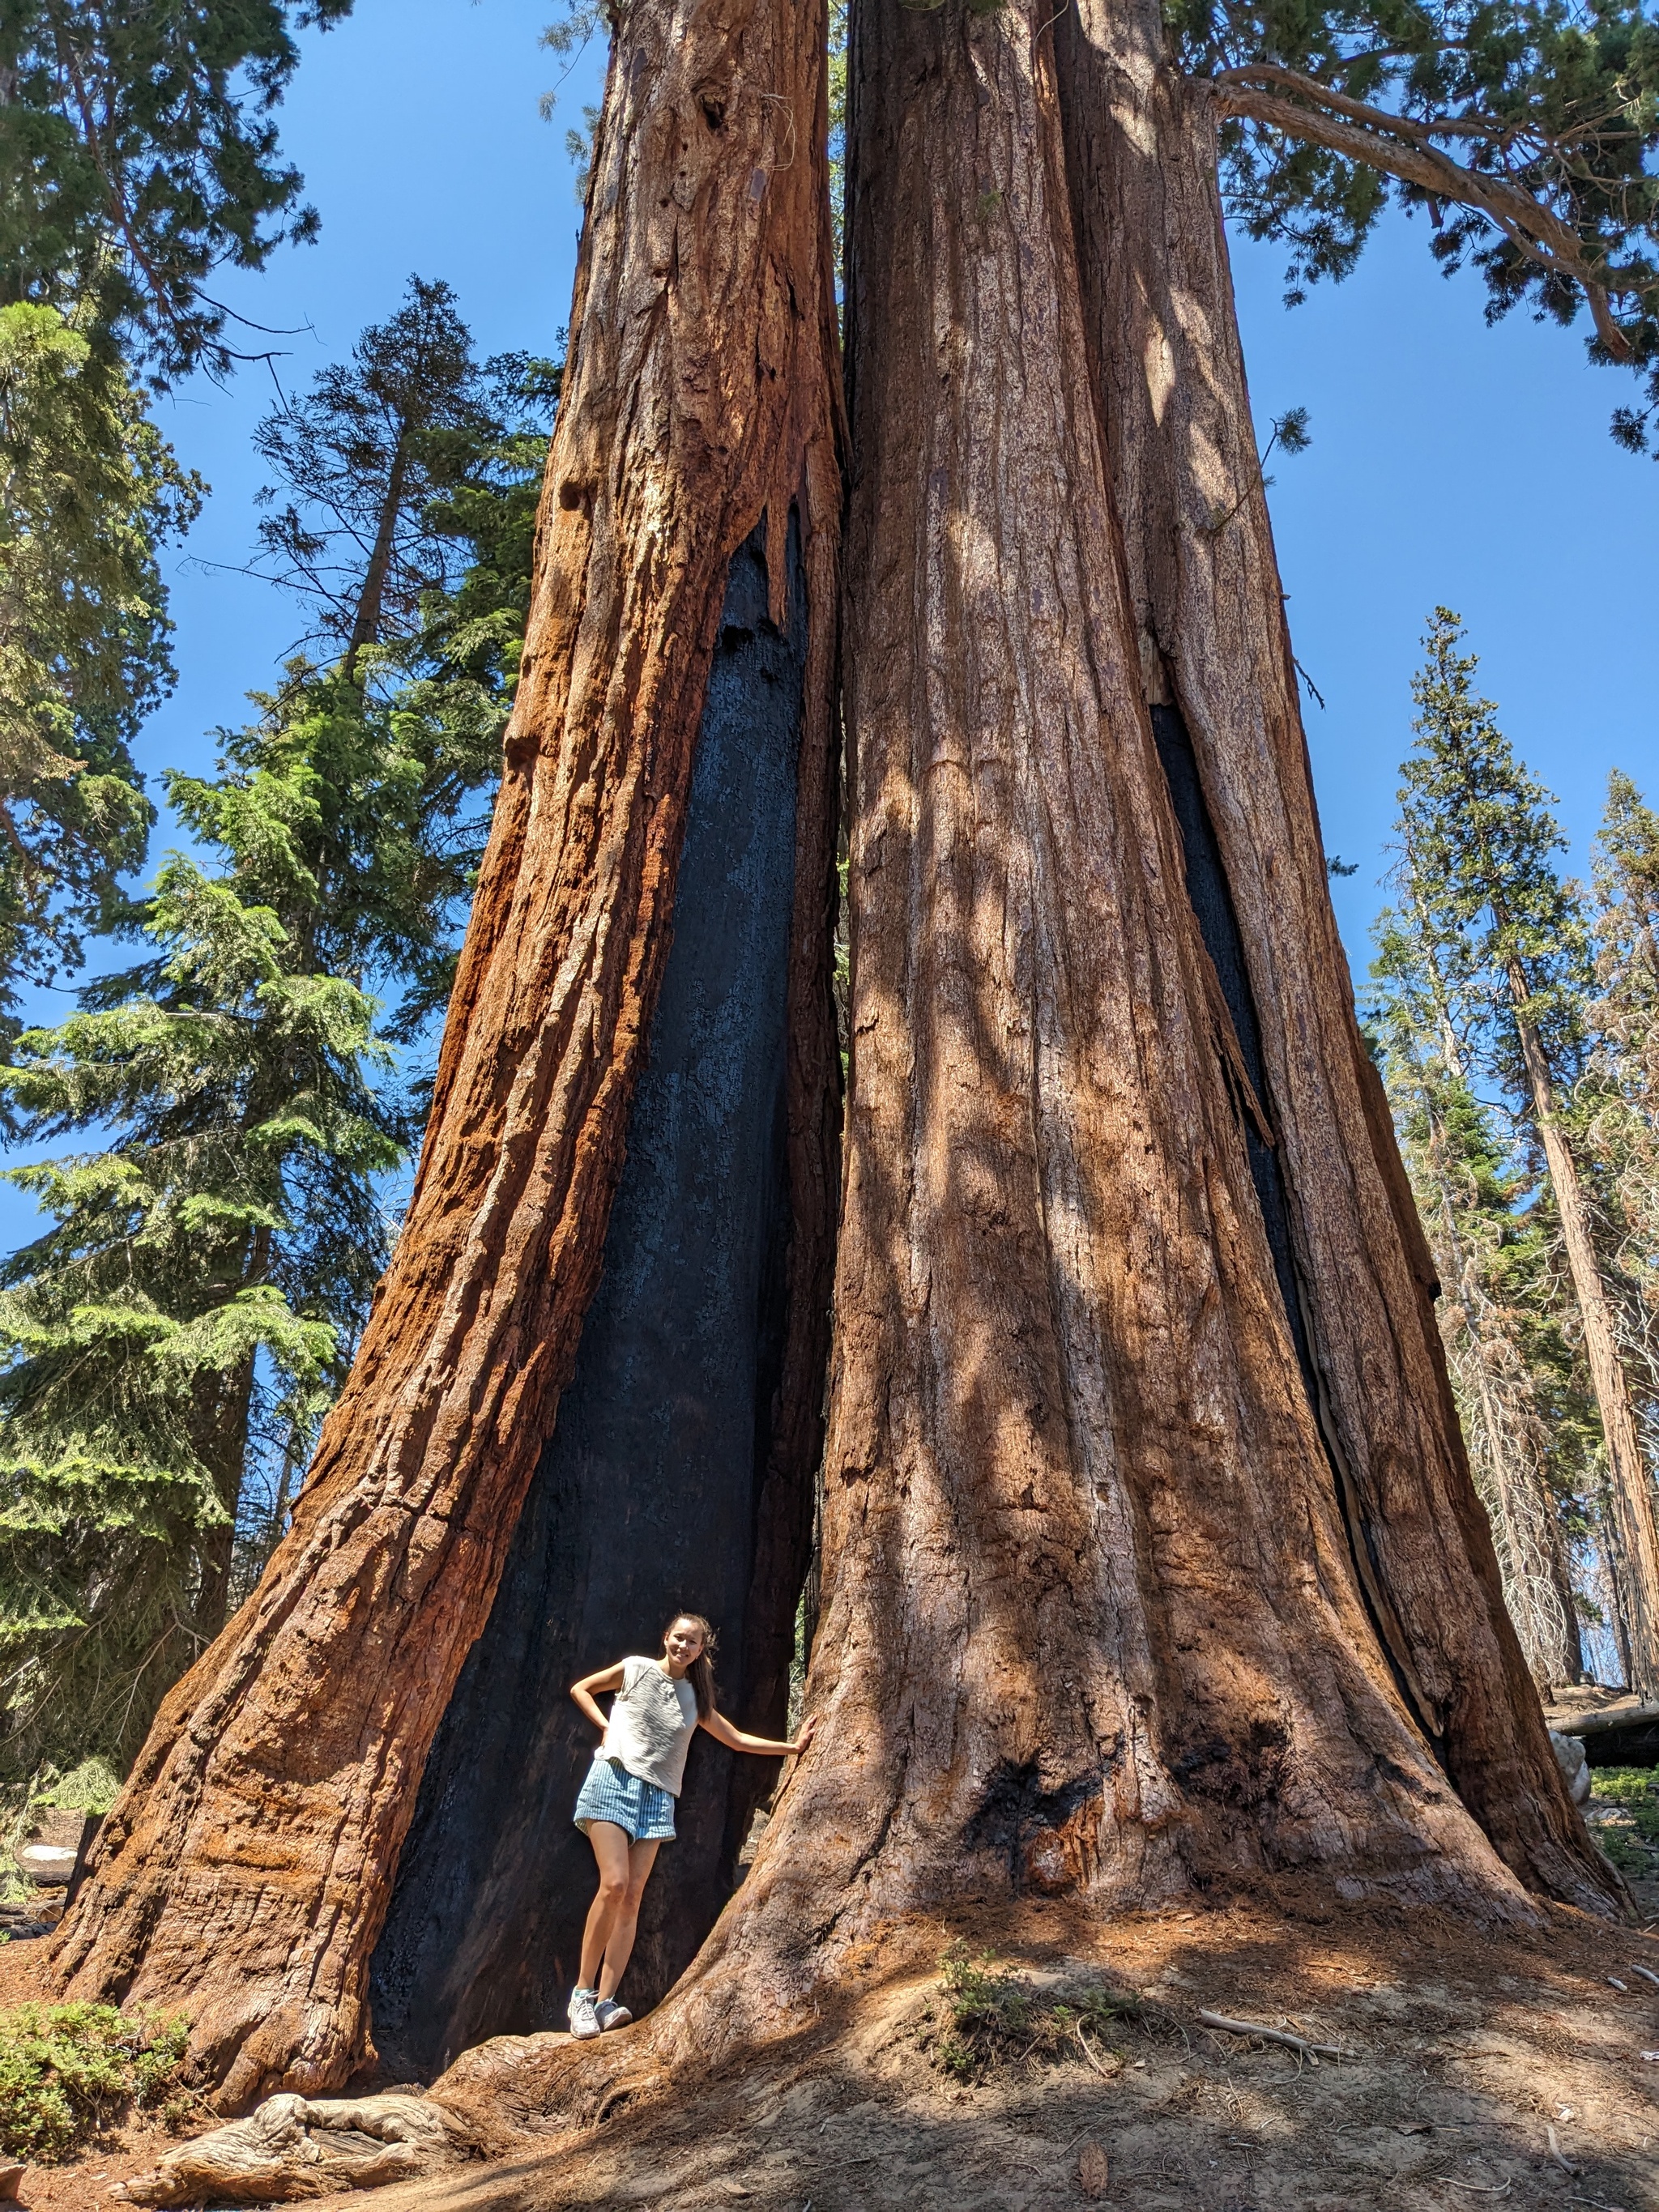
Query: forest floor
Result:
<box><xmin>1</xmin><ymin>1803</ymin><xmax>1656</xmax><ymax>2212</ymax></box>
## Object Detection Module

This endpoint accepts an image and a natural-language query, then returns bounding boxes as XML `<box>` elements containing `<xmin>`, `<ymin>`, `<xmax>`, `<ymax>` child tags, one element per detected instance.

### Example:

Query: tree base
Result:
<box><xmin>412</xmin><ymin>1895</ymin><xmax>1657</xmax><ymax>2210</ymax></box>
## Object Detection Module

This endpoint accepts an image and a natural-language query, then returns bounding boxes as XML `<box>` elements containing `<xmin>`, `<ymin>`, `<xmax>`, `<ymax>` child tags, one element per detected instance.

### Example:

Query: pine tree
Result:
<box><xmin>1390</xmin><ymin>611</ymin><xmax>1659</xmax><ymax>1697</ymax></box>
<box><xmin>1</xmin><ymin>2</ymin><xmax>360</xmax><ymax>1005</ymax></box>
<box><xmin>0</xmin><ymin>302</ymin><xmax>201</xmax><ymax>1025</ymax></box>
<box><xmin>1583</xmin><ymin>772</ymin><xmax>1659</xmax><ymax>1626</ymax></box>
<box><xmin>0</xmin><ymin>754</ymin><xmax>399</xmax><ymax>1776</ymax></box>
<box><xmin>0</xmin><ymin>317</ymin><xmax>555</xmax><ymax>1773</ymax></box>
<box><xmin>251</xmin><ymin>279</ymin><xmax>531</xmax><ymax>676</ymax></box>
<box><xmin>1</xmin><ymin>1</ymin><xmax>356</xmax><ymax>385</ymax></box>
<box><xmin>1371</xmin><ymin>918</ymin><xmax>1586</xmax><ymax>1688</ymax></box>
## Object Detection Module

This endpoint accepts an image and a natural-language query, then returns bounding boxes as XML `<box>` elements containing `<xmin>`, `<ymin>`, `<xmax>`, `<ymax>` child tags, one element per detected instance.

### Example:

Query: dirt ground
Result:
<box><xmin>3</xmin><ymin>1826</ymin><xmax>1657</xmax><ymax>2212</ymax></box>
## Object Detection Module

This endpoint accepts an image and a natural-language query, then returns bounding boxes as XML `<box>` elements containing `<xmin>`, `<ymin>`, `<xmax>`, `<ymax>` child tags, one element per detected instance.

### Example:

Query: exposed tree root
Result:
<box><xmin>257</xmin><ymin>1898</ymin><xmax>1659</xmax><ymax>2212</ymax></box>
<box><xmin>1196</xmin><ymin>2010</ymin><xmax>1356</xmax><ymax>2061</ymax></box>
<box><xmin>113</xmin><ymin>2096</ymin><xmax>482</xmax><ymax>2206</ymax></box>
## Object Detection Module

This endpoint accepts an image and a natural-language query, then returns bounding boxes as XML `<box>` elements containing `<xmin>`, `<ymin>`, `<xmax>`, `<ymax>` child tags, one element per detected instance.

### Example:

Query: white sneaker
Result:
<box><xmin>568</xmin><ymin>1986</ymin><xmax>601</xmax><ymax>2040</ymax></box>
<box><xmin>595</xmin><ymin>1997</ymin><xmax>632</xmax><ymax>2031</ymax></box>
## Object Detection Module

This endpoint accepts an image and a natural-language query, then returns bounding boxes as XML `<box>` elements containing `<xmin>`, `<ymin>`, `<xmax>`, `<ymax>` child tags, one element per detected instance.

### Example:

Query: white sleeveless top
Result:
<box><xmin>599</xmin><ymin>1656</ymin><xmax>700</xmax><ymax>1796</ymax></box>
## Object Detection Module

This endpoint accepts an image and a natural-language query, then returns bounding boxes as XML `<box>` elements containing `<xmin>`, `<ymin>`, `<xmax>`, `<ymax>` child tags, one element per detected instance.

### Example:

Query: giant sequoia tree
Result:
<box><xmin>57</xmin><ymin>0</ymin><xmax>844</xmax><ymax>2102</ymax></box>
<box><xmin>55</xmin><ymin>0</ymin><xmax>1646</xmax><ymax>2103</ymax></box>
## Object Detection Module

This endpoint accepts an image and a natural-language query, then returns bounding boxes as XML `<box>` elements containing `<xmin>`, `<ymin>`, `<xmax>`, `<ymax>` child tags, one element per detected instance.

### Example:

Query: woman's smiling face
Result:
<box><xmin>663</xmin><ymin>1618</ymin><xmax>706</xmax><ymax>1673</ymax></box>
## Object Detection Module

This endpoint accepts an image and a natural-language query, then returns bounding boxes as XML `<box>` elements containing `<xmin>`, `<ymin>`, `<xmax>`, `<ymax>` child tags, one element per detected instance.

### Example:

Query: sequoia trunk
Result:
<box><xmin>55</xmin><ymin>0</ymin><xmax>842</xmax><ymax>2106</ymax></box>
<box><xmin>368</xmin><ymin>520</ymin><xmax>825</xmax><ymax>2078</ymax></box>
<box><xmin>625</xmin><ymin>0</ymin><xmax>1618</xmax><ymax>2071</ymax></box>
<box><xmin>1050</xmin><ymin>0</ymin><xmax>1606</xmax><ymax>1890</ymax></box>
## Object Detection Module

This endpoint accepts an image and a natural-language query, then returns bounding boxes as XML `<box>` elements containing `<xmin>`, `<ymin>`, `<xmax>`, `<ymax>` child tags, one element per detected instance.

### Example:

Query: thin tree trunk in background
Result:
<box><xmin>1510</xmin><ymin>992</ymin><xmax>1659</xmax><ymax>1697</ymax></box>
<box><xmin>55</xmin><ymin>0</ymin><xmax>843</xmax><ymax>2105</ymax></box>
<box><xmin>344</xmin><ymin>433</ymin><xmax>408</xmax><ymax>676</ymax></box>
<box><xmin>1546</xmin><ymin>1516</ymin><xmax>1584</xmax><ymax>1686</ymax></box>
<box><xmin>1601</xmin><ymin>1501</ymin><xmax>1636</xmax><ymax>1689</ymax></box>
<box><xmin>1446</xmin><ymin>1294</ymin><xmax>1581</xmax><ymax>1694</ymax></box>
<box><xmin>1051</xmin><ymin>0</ymin><xmax>1603</xmax><ymax>1896</ymax></box>
<box><xmin>1418</xmin><ymin>1103</ymin><xmax>1581</xmax><ymax>1691</ymax></box>
<box><xmin>188</xmin><ymin>1346</ymin><xmax>256</xmax><ymax>1649</ymax></box>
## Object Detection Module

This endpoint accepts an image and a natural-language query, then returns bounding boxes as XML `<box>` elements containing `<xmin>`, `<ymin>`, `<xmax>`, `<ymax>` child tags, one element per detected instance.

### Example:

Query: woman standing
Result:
<box><xmin>566</xmin><ymin>1612</ymin><xmax>816</xmax><ymax>2039</ymax></box>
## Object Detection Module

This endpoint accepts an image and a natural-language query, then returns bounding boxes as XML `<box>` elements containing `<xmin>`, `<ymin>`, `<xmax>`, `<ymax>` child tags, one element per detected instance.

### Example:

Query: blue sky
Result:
<box><xmin>153</xmin><ymin>0</ymin><xmax>1657</xmax><ymax>948</ymax></box>
<box><xmin>4</xmin><ymin>0</ymin><xmax>1655</xmax><ymax>1242</ymax></box>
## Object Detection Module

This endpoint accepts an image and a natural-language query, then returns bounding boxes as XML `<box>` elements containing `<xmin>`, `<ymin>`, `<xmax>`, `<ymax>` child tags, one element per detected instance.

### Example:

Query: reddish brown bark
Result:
<box><xmin>54</xmin><ymin>0</ymin><xmax>843</xmax><ymax>2106</ymax></box>
<box><xmin>55</xmin><ymin>0</ymin><xmax>1623</xmax><ymax>2121</ymax></box>
<box><xmin>420</xmin><ymin>6</ymin><xmax>1619</xmax><ymax>2118</ymax></box>
<box><xmin>1051</xmin><ymin>0</ymin><xmax>1615</xmax><ymax>1901</ymax></box>
<box><xmin>641</xmin><ymin>0</ymin><xmax>1617</xmax><ymax>2068</ymax></box>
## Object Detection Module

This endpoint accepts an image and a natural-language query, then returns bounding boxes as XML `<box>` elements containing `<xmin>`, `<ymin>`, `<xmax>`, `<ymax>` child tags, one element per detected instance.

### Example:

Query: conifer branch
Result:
<box><xmin>1210</xmin><ymin>66</ymin><xmax>1641</xmax><ymax>361</ymax></box>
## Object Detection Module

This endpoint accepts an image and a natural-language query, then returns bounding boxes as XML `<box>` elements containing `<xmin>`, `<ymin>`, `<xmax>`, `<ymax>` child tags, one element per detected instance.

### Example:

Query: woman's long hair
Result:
<box><xmin>666</xmin><ymin>1613</ymin><xmax>718</xmax><ymax>1720</ymax></box>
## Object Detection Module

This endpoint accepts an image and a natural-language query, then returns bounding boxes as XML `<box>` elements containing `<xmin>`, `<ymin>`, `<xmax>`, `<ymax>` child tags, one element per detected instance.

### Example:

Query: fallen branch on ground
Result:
<box><xmin>1196</xmin><ymin>2010</ymin><xmax>1356</xmax><ymax>2061</ymax></box>
<box><xmin>112</xmin><ymin>2093</ymin><xmax>482</xmax><ymax>2206</ymax></box>
<box><xmin>1074</xmin><ymin>2021</ymin><xmax>1121</xmax><ymax>2080</ymax></box>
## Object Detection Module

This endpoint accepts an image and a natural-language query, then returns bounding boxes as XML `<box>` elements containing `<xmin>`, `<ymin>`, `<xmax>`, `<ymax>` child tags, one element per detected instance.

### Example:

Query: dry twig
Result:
<box><xmin>1074</xmin><ymin>2021</ymin><xmax>1120</xmax><ymax>2081</ymax></box>
<box><xmin>1548</xmin><ymin>2123</ymin><xmax>1580</xmax><ymax>2176</ymax></box>
<box><xmin>1196</xmin><ymin>2009</ymin><xmax>1355</xmax><ymax>2061</ymax></box>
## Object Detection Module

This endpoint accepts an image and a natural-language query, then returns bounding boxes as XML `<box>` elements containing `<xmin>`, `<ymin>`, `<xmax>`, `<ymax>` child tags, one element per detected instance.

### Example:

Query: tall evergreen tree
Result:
<box><xmin>0</xmin><ymin>753</ymin><xmax>399</xmax><ymax>1776</ymax></box>
<box><xmin>1372</xmin><ymin>914</ymin><xmax>1588</xmax><ymax>1688</ymax></box>
<box><xmin>1</xmin><ymin>2</ymin><xmax>362</xmax><ymax>1004</ymax></box>
<box><xmin>0</xmin><ymin>300</ymin><xmax>200</xmax><ymax>1025</ymax></box>
<box><xmin>250</xmin><ymin>279</ymin><xmax>538</xmax><ymax>677</ymax></box>
<box><xmin>0</xmin><ymin>311</ymin><xmax>555</xmax><ymax>1773</ymax></box>
<box><xmin>1389</xmin><ymin>610</ymin><xmax>1659</xmax><ymax>1697</ymax></box>
<box><xmin>1584</xmin><ymin>771</ymin><xmax>1659</xmax><ymax>1541</ymax></box>
<box><xmin>1</xmin><ymin>1</ymin><xmax>356</xmax><ymax>386</ymax></box>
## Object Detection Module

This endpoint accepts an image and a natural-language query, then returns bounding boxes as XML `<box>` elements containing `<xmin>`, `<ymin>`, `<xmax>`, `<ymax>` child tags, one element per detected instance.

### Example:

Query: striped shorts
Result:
<box><xmin>574</xmin><ymin>1755</ymin><xmax>678</xmax><ymax>1843</ymax></box>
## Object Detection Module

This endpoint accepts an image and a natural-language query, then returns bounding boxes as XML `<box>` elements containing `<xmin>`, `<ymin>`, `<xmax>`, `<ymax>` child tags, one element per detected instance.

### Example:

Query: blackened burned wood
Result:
<box><xmin>371</xmin><ymin>526</ymin><xmax>821</xmax><ymax>2078</ymax></box>
<box><xmin>53</xmin><ymin>0</ymin><xmax>844</xmax><ymax>2103</ymax></box>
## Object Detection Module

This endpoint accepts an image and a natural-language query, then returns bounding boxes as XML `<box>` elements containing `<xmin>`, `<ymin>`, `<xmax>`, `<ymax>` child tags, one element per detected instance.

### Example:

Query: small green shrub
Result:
<box><xmin>926</xmin><ymin>1941</ymin><xmax>1141</xmax><ymax>2082</ymax></box>
<box><xmin>1589</xmin><ymin>1767</ymin><xmax>1659</xmax><ymax>1877</ymax></box>
<box><xmin>0</xmin><ymin>2003</ymin><xmax>190</xmax><ymax>2160</ymax></box>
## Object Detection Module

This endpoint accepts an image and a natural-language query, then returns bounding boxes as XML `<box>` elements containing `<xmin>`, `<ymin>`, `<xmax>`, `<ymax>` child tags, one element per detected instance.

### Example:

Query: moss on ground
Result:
<box><xmin>919</xmin><ymin>1941</ymin><xmax>1146</xmax><ymax>2084</ymax></box>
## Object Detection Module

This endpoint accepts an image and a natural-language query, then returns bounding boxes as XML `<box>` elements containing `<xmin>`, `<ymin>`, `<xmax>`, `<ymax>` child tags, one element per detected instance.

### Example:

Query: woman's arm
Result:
<box><xmin>570</xmin><ymin>1660</ymin><xmax>626</xmax><ymax>1738</ymax></box>
<box><xmin>700</xmin><ymin>1710</ymin><xmax>817</xmax><ymax>1758</ymax></box>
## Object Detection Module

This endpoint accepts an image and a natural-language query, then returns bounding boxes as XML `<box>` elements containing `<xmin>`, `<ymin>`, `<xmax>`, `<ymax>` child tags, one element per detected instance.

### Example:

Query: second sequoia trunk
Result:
<box><xmin>1051</xmin><ymin>0</ymin><xmax>1603</xmax><ymax>1892</ymax></box>
<box><xmin>54</xmin><ymin>0</ymin><xmax>842</xmax><ymax>2104</ymax></box>
<box><xmin>631</xmin><ymin>0</ymin><xmax>1620</xmax><ymax>2065</ymax></box>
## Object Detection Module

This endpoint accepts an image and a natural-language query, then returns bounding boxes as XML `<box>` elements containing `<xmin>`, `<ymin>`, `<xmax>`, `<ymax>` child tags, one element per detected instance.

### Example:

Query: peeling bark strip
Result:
<box><xmin>54</xmin><ymin>0</ymin><xmax>844</xmax><ymax>2105</ymax></box>
<box><xmin>1051</xmin><ymin>0</ymin><xmax>1618</xmax><ymax>1913</ymax></box>
<box><xmin>370</xmin><ymin>522</ymin><xmax>822</xmax><ymax>2079</ymax></box>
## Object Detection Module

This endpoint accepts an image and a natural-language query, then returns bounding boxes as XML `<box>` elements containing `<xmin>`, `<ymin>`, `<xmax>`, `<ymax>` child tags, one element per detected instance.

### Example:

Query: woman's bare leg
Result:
<box><xmin>597</xmin><ymin>1838</ymin><xmax>661</xmax><ymax>2001</ymax></box>
<box><xmin>578</xmin><ymin>1822</ymin><xmax>633</xmax><ymax>1989</ymax></box>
